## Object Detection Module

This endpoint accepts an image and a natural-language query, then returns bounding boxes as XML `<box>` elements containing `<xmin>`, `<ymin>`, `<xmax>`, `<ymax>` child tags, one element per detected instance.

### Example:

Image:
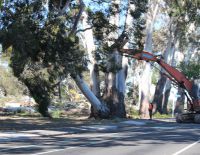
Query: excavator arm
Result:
<box><xmin>120</xmin><ymin>49</ymin><xmax>193</xmax><ymax>92</ymax></box>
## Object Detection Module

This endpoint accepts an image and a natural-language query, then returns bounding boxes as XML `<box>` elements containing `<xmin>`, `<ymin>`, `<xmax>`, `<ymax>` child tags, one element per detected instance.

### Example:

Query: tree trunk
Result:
<box><xmin>162</xmin><ymin>80</ymin><xmax>171</xmax><ymax>114</ymax></box>
<box><xmin>101</xmin><ymin>0</ymin><xmax>127</xmax><ymax>118</ymax></box>
<box><xmin>116</xmin><ymin>53</ymin><xmax>128</xmax><ymax>117</ymax></box>
<box><xmin>175</xmin><ymin>87</ymin><xmax>185</xmax><ymax>113</ymax></box>
<box><xmin>153</xmin><ymin>74</ymin><xmax>167</xmax><ymax>114</ymax></box>
<box><xmin>11</xmin><ymin>49</ymin><xmax>52</xmax><ymax>118</ymax></box>
<box><xmin>139</xmin><ymin>63</ymin><xmax>152</xmax><ymax>118</ymax></box>
<box><xmin>72</xmin><ymin>74</ymin><xmax>110</xmax><ymax>118</ymax></box>
<box><xmin>139</xmin><ymin>1</ymin><xmax>159</xmax><ymax>118</ymax></box>
<box><xmin>153</xmin><ymin>17</ymin><xmax>177</xmax><ymax>114</ymax></box>
<box><xmin>89</xmin><ymin>63</ymin><xmax>101</xmax><ymax>118</ymax></box>
<box><xmin>81</xmin><ymin>11</ymin><xmax>101</xmax><ymax>117</ymax></box>
<box><xmin>162</xmin><ymin>41</ymin><xmax>177</xmax><ymax>114</ymax></box>
<box><xmin>103</xmin><ymin>50</ymin><xmax>127</xmax><ymax>118</ymax></box>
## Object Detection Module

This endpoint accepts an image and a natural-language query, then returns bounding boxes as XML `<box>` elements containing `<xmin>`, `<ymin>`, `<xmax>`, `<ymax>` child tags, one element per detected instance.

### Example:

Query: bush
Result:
<box><xmin>179</xmin><ymin>61</ymin><xmax>200</xmax><ymax>79</ymax></box>
<box><xmin>50</xmin><ymin>110</ymin><xmax>65</xmax><ymax>118</ymax></box>
<box><xmin>0</xmin><ymin>66</ymin><xmax>27</xmax><ymax>96</ymax></box>
<box><xmin>128</xmin><ymin>107</ymin><xmax>140</xmax><ymax>118</ymax></box>
<box><xmin>153</xmin><ymin>112</ymin><xmax>171</xmax><ymax>119</ymax></box>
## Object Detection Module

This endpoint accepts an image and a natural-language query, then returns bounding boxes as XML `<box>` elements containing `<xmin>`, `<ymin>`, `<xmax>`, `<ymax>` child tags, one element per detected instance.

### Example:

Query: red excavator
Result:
<box><xmin>120</xmin><ymin>49</ymin><xmax>200</xmax><ymax>123</ymax></box>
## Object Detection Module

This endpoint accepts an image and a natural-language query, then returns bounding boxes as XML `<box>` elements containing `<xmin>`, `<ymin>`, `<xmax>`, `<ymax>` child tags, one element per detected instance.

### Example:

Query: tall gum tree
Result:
<box><xmin>153</xmin><ymin>18</ymin><xmax>178</xmax><ymax>114</ymax></box>
<box><xmin>102</xmin><ymin>0</ymin><xmax>127</xmax><ymax>118</ymax></box>
<box><xmin>139</xmin><ymin>0</ymin><xmax>159</xmax><ymax>119</ymax></box>
<box><xmin>79</xmin><ymin>11</ymin><xmax>101</xmax><ymax>117</ymax></box>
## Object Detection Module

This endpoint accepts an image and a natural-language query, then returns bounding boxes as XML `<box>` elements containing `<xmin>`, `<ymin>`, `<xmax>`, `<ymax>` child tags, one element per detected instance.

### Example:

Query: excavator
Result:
<box><xmin>120</xmin><ymin>49</ymin><xmax>200</xmax><ymax>123</ymax></box>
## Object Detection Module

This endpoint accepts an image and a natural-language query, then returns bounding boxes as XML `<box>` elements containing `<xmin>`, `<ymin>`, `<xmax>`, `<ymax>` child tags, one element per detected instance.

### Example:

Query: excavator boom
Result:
<box><xmin>120</xmin><ymin>49</ymin><xmax>193</xmax><ymax>92</ymax></box>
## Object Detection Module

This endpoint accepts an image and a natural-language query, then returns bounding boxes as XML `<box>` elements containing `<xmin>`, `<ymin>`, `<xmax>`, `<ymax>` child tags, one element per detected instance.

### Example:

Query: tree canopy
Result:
<box><xmin>0</xmin><ymin>1</ymin><xmax>86</xmax><ymax>116</ymax></box>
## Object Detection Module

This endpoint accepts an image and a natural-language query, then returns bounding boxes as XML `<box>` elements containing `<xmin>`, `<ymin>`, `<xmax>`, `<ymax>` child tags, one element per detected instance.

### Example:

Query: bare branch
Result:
<box><xmin>70</xmin><ymin>0</ymin><xmax>85</xmax><ymax>35</ymax></box>
<box><xmin>75</xmin><ymin>26</ymin><xmax>93</xmax><ymax>34</ymax></box>
<box><xmin>60</xmin><ymin>0</ymin><xmax>71</xmax><ymax>15</ymax></box>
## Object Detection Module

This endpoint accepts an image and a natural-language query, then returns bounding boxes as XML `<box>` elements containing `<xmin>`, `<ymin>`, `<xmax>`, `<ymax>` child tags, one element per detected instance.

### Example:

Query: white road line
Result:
<box><xmin>30</xmin><ymin>147</ymin><xmax>76</xmax><ymax>155</ymax></box>
<box><xmin>172</xmin><ymin>139</ymin><xmax>200</xmax><ymax>155</ymax></box>
<box><xmin>93</xmin><ymin>132</ymin><xmax>119</xmax><ymax>137</ymax></box>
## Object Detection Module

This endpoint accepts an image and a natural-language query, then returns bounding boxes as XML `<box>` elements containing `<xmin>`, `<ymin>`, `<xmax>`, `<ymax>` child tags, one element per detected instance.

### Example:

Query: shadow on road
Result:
<box><xmin>1</xmin><ymin>118</ymin><xmax>200</xmax><ymax>154</ymax></box>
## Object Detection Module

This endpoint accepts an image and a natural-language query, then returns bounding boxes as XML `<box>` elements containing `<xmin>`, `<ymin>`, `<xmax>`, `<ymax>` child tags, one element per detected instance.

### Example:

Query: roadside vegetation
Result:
<box><xmin>0</xmin><ymin>0</ymin><xmax>199</xmax><ymax>120</ymax></box>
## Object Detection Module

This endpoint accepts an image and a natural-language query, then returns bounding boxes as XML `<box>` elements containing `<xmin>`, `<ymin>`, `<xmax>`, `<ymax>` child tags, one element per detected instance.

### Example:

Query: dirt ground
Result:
<box><xmin>0</xmin><ymin>116</ymin><xmax>121</xmax><ymax>131</ymax></box>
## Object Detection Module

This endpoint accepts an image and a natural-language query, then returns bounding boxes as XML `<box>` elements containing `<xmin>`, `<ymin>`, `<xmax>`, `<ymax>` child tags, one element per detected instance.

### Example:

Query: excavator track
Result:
<box><xmin>176</xmin><ymin>113</ymin><xmax>195</xmax><ymax>123</ymax></box>
<box><xmin>194</xmin><ymin>114</ymin><xmax>200</xmax><ymax>123</ymax></box>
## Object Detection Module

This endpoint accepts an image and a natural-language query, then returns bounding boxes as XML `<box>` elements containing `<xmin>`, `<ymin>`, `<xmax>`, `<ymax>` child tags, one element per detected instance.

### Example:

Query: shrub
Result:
<box><xmin>0</xmin><ymin>66</ymin><xmax>27</xmax><ymax>96</ymax></box>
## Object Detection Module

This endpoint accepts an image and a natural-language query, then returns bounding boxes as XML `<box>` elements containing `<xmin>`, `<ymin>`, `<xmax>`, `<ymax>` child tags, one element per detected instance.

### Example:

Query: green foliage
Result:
<box><xmin>128</xmin><ymin>107</ymin><xmax>140</xmax><ymax>119</ymax></box>
<box><xmin>50</xmin><ymin>109</ymin><xmax>64</xmax><ymax>118</ymax></box>
<box><xmin>179</xmin><ymin>61</ymin><xmax>200</xmax><ymax>79</ymax></box>
<box><xmin>130</xmin><ymin>0</ymin><xmax>148</xmax><ymax>50</ymax></box>
<box><xmin>0</xmin><ymin>1</ymin><xmax>86</xmax><ymax>117</ymax></box>
<box><xmin>153</xmin><ymin>112</ymin><xmax>171</xmax><ymax>119</ymax></box>
<box><xmin>16</xmin><ymin>110</ymin><xmax>40</xmax><ymax>117</ymax></box>
<box><xmin>85</xmin><ymin>0</ymin><xmax>148</xmax><ymax>75</ymax></box>
<box><xmin>167</xmin><ymin>0</ymin><xmax>200</xmax><ymax>50</ymax></box>
<box><xmin>152</xmin><ymin>68</ymin><xmax>159</xmax><ymax>85</ymax></box>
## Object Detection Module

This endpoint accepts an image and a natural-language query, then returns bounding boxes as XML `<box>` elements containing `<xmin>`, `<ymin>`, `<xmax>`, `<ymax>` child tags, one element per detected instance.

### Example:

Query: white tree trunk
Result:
<box><xmin>73</xmin><ymin>75</ymin><xmax>109</xmax><ymax>118</ymax></box>
<box><xmin>139</xmin><ymin>1</ymin><xmax>159</xmax><ymax>118</ymax></box>
<box><xmin>81</xmin><ymin>11</ymin><xmax>100</xmax><ymax>97</ymax></box>
<box><xmin>103</xmin><ymin>49</ymin><xmax>127</xmax><ymax>117</ymax></box>
<box><xmin>153</xmin><ymin>17</ymin><xmax>177</xmax><ymax>114</ymax></box>
<box><xmin>116</xmin><ymin>51</ymin><xmax>128</xmax><ymax>116</ymax></box>
<box><xmin>75</xmin><ymin>11</ymin><xmax>105</xmax><ymax>118</ymax></box>
<box><xmin>116</xmin><ymin>55</ymin><xmax>128</xmax><ymax>94</ymax></box>
<box><xmin>102</xmin><ymin>0</ymin><xmax>126</xmax><ymax>117</ymax></box>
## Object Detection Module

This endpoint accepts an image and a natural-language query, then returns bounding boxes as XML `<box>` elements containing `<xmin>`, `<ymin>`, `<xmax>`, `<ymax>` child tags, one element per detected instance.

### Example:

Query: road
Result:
<box><xmin>1</xmin><ymin>118</ymin><xmax>200</xmax><ymax>155</ymax></box>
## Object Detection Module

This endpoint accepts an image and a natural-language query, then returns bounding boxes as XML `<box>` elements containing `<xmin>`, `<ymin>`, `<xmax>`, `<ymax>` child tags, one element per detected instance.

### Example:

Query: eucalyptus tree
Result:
<box><xmin>138</xmin><ymin>0</ymin><xmax>159</xmax><ymax>118</ymax></box>
<box><xmin>0</xmin><ymin>0</ymin><xmax>151</xmax><ymax>118</ymax></box>
<box><xmin>153</xmin><ymin>16</ymin><xmax>178</xmax><ymax>114</ymax></box>
<box><xmin>79</xmin><ymin>0</ymin><xmax>149</xmax><ymax>118</ymax></box>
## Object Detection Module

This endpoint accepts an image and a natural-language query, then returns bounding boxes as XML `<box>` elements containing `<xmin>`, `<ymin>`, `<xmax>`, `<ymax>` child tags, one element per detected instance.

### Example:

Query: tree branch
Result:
<box><xmin>60</xmin><ymin>0</ymin><xmax>71</xmax><ymax>15</ymax></box>
<box><xmin>70</xmin><ymin>0</ymin><xmax>85</xmax><ymax>36</ymax></box>
<box><xmin>123</xmin><ymin>0</ymin><xmax>130</xmax><ymax>32</ymax></box>
<box><xmin>110</xmin><ymin>31</ymin><xmax>129</xmax><ymax>50</ymax></box>
<box><xmin>75</xmin><ymin>26</ymin><xmax>94</xmax><ymax>34</ymax></box>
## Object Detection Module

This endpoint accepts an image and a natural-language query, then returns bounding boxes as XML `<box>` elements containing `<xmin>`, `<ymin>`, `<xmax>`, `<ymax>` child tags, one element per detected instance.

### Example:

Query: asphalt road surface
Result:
<box><xmin>1</xmin><ymin>118</ymin><xmax>200</xmax><ymax>155</ymax></box>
